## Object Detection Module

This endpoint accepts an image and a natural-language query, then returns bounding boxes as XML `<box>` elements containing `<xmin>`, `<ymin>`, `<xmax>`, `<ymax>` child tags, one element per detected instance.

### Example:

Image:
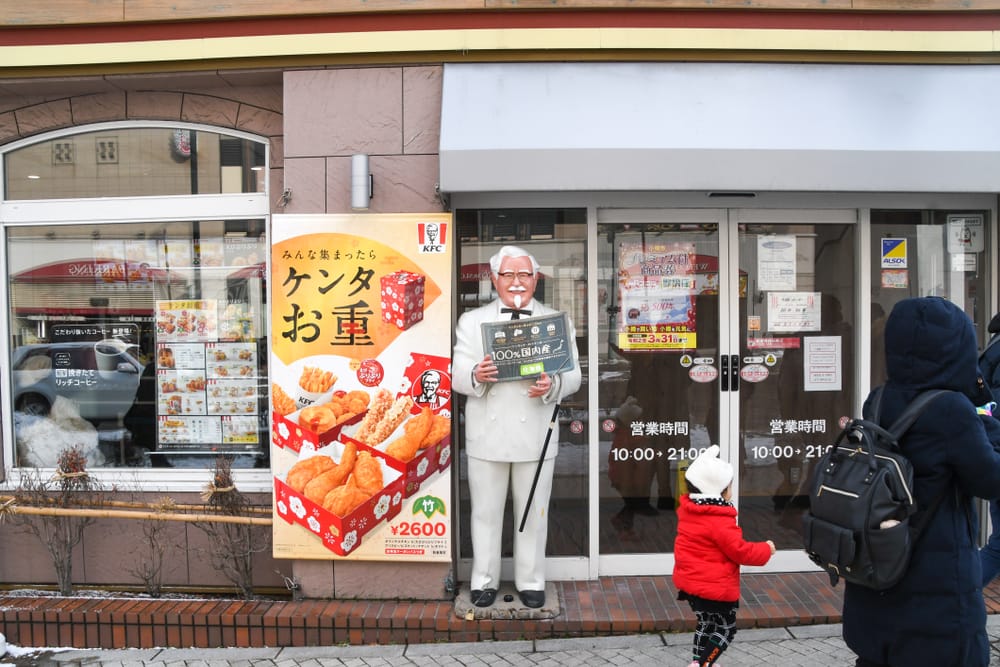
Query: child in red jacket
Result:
<box><xmin>673</xmin><ymin>445</ymin><xmax>775</xmax><ymax>667</ymax></box>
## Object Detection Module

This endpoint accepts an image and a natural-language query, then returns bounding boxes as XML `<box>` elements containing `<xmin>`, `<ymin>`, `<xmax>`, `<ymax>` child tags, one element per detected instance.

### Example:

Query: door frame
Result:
<box><xmin>447</xmin><ymin>191</ymin><xmax>997</xmax><ymax>582</ymax></box>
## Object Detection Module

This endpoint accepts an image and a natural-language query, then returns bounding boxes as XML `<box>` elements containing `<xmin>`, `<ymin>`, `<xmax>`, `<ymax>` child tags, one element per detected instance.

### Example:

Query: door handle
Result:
<box><xmin>721</xmin><ymin>355</ymin><xmax>730</xmax><ymax>392</ymax></box>
<box><xmin>730</xmin><ymin>354</ymin><xmax>740</xmax><ymax>392</ymax></box>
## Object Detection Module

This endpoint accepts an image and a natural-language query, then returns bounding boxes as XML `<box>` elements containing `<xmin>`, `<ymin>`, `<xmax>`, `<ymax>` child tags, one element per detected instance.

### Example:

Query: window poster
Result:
<box><xmin>766</xmin><ymin>291</ymin><xmax>821</xmax><ymax>332</ymax></box>
<box><xmin>803</xmin><ymin>335</ymin><xmax>842</xmax><ymax>392</ymax></box>
<box><xmin>270</xmin><ymin>213</ymin><xmax>453</xmax><ymax>562</ymax></box>
<box><xmin>153</xmin><ymin>306</ymin><xmax>262</xmax><ymax>452</ymax></box>
<box><xmin>616</xmin><ymin>240</ymin><xmax>697</xmax><ymax>351</ymax></box>
<box><xmin>757</xmin><ymin>235</ymin><xmax>797</xmax><ymax>291</ymax></box>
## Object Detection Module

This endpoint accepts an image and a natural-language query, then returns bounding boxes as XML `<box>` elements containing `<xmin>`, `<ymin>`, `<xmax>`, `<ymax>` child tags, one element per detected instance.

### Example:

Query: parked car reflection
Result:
<box><xmin>12</xmin><ymin>339</ymin><xmax>144</xmax><ymax>424</ymax></box>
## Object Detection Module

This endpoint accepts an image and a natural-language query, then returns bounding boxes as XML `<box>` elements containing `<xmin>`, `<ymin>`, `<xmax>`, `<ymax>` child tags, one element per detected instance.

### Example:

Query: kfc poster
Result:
<box><xmin>617</xmin><ymin>240</ymin><xmax>697</xmax><ymax>351</ymax></box>
<box><xmin>270</xmin><ymin>214</ymin><xmax>453</xmax><ymax>561</ymax></box>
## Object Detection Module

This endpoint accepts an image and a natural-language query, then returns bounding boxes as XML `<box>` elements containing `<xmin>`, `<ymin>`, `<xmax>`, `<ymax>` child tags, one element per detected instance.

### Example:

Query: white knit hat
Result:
<box><xmin>684</xmin><ymin>445</ymin><xmax>733</xmax><ymax>497</ymax></box>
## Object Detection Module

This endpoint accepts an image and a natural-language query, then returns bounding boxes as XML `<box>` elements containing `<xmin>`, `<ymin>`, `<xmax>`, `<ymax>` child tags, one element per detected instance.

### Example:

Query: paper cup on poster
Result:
<box><xmin>295</xmin><ymin>388</ymin><xmax>332</xmax><ymax>410</ymax></box>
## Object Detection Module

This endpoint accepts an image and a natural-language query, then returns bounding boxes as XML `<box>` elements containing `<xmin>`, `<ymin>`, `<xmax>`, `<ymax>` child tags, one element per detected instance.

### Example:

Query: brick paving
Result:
<box><xmin>3</xmin><ymin>574</ymin><xmax>1000</xmax><ymax>664</ymax></box>
<box><xmin>0</xmin><ymin>573</ymin><xmax>848</xmax><ymax>650</ymax></box>
<box><xmin>12</xmin><ymin>619</ymin><xmax>1000</xmax><ymax>665</ymax></box>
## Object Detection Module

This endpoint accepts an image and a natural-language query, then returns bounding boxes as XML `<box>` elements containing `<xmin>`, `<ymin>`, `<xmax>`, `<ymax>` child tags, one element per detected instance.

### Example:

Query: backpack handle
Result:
<box><xmin>834</xmin><ymin>418</ymin><xmax>898</xmax><ymax>471</ymax></box>
<box><xmin>834</xmin><ymin>386</ymin><xmax>950</xmax><ymax>465</ymax></box>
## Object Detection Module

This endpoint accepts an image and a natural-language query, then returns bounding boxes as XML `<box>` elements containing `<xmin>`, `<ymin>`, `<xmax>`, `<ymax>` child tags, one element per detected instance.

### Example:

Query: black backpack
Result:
<box><xmin>802</xmin><ymin>388</ymin><xmax>950</xmax><ymax>590</ymax></box>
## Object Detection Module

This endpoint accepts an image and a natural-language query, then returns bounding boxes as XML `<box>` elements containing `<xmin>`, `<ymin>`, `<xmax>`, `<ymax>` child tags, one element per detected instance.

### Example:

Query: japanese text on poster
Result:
<box><xmin>617</xmin><ymin>241</ymin><xmax>697</xmax><ymax>351</ymax></box>
<box><xmin>270</xmin><ymin>214</ymin><xmax>453</xmax><ymax>562</ymax></box>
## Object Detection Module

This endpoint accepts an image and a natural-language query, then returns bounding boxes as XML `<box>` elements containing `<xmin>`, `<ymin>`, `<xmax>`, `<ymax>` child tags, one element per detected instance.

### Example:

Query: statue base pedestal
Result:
<box><xmin>453</xmin><ymin>582</ymin><xmax>559</xmax><ymax>620</ymax></box>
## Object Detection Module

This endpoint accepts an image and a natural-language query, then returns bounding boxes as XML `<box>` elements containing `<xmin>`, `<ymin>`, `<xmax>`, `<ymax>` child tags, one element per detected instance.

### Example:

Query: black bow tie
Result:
<box><xmin>501</xmin><ymin>307</ymin><xmax>532</xmax><ymax>320</ymax></box>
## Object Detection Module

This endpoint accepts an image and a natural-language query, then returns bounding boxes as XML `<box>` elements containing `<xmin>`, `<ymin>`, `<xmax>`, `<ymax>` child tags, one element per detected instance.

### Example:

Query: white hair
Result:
<box><xmin>488</xmin><ymin>245</ymin><xmax>540</xmax><ymax>277</ymax></box>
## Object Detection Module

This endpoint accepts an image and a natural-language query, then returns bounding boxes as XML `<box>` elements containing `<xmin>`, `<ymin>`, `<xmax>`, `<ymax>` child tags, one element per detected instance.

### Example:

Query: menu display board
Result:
<box><xmin>270</xmin><ymin>213</ymin><xmax>453</xmax><ymax>562</ymax></box>
<box><xmin>153</xmin><ymin>302</ymin><xmax>262</xmax><ymax>452</ymax></box>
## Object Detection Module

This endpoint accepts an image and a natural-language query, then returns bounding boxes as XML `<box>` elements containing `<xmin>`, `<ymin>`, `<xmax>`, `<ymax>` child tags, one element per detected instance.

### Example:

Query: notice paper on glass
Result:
<box><xmin>481</xmin><ymin>312</ymin><xmax>576</xmax><ymax>382</ymax></box>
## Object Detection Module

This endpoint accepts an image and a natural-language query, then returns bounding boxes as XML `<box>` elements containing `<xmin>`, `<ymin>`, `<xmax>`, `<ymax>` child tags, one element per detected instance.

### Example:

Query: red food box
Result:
<box><xmin>273</xmin><ymin>441</ymin><xmax>405</xmax><ymax>556</ymax></box>
<box><xmin>380</xmin><ymin>270</ymin><xmax>425</xmax><ymax>331</ymax></box>
<box><xmin>271</xmin><ymin>406</ymin><xmax>364</xmax><ymax>453</ymax></box>
<box><xmin>342</xmin><ymin>430</ymin><xmax>452</xmax><ymax>498</ymax></box>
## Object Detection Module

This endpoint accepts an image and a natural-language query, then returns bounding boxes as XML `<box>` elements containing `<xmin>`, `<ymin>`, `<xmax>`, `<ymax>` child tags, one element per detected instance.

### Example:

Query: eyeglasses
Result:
<box><xmin>497</xmin><ymin>271</ymin><xmax>535</xmax><ymax>282</ymax></box>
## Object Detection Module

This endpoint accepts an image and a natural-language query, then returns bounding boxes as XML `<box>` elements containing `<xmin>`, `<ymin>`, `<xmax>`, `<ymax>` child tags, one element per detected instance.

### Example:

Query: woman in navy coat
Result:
<box><xmin>843</xmin><ymin>296</ymin><xmax>1000</xmax><ymax>667</ymax></box>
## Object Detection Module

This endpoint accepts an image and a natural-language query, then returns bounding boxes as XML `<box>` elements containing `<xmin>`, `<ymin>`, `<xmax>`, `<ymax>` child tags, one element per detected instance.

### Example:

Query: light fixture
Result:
<box><xmin>351</xmin><ymin>154</ymin><xmax>373</xmax><ymax>210</ymax></box>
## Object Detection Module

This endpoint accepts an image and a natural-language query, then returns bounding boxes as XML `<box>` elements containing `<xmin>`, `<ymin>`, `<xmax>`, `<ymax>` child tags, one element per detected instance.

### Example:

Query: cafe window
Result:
<box><xmin>2</xmin><ymin>125</ymin><xmax>270</xmax><ymax>472</ymax></box>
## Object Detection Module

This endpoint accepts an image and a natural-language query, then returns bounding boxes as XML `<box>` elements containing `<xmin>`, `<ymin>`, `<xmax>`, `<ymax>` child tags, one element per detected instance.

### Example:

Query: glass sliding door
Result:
<box><xmin>596</xmin><ymin>209</ymin><xmax>726</xmax><ymax>557</ymax></box>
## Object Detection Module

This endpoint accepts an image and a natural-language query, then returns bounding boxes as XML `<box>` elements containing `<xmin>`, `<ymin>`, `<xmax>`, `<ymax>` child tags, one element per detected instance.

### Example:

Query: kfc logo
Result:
<box><xmin>418</xmin><ymin>222</ymin><xmax>447</xmax><ymax>253</ymax></box>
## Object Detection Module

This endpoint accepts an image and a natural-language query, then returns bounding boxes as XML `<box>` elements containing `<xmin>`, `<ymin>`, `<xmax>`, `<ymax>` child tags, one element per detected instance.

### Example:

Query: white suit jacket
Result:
<box><xmin>452</xmin><ymin>299</ymin><xmax>582</xmax><ymax>463</ymax></box>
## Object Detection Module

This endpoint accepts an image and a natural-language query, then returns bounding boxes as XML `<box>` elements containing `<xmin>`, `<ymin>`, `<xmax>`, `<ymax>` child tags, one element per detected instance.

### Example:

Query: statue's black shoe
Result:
<box><xmin>471</xmin><ymin>588</ymin><xmax>497</xmax><ymax>607</ymax></box>
<box><xmin>518</xmin><ymin>589</ymin><xmax>545</xmax><ymax>608</ymax></box>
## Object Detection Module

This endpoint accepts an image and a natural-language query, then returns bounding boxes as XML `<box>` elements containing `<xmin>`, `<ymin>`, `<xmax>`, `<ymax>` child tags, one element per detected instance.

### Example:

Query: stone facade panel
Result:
<box><xmin>402</xmin><ymin>66</ymin><xmax>442</xmax><ymax>155</ymax></box>
<box><xmin>127</xmin><ymin>91</ymin><xmax>183</xmax><ymax>120</ymax></box>
<box><xmin>15</xmin><ymin>99</ymin><xmax>72</xmax><ymax>136</ymax></box>
<box><xmin>71</xmin><ymin>91</ymin><xmax>127</xmax><ymax>124</ymax></box>
<box><xmin>283</xmin><ymin>157</ymin><xmax>328</xmax><ymax>213</ymax></box>
<box><xmin>0</xmin><ymin>111</ymin><xmax>18</xmax><ymax>143</ymax></box>
<box><xmin>370</xmin><ymin>154</ymin><xmax>444</xmax><ymax>214</ymax></box>
<box><xmin>284</xmin><ymin>68</ymin><xmax>402</xmax><ymax>158</ymax></box>
<box><xmin>237</xmin><ymin>104</ymin><xmax>282</xmax><ymax>138</ymax></box>
<box><xmin>181</xmin><ymin>94</ymin><xmax>240</xmax><ymax>127</ymax></box>
<box><xmin>332</xmin><ymin>560</ymin><xmax>452</xmax><ymax>600</ymax></box>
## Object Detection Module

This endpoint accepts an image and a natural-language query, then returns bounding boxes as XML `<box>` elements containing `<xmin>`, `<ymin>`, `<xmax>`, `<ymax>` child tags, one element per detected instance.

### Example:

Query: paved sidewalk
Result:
<box><xmin>10</xmin><ymin>616</ymin><xmax>1000</xmax><ymax>666</ymax></box>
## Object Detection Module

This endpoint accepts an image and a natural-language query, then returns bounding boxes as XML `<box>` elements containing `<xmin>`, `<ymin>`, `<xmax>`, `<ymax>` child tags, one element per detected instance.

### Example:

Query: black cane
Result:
<box><xmin>519</xmin><ymin>401</ymin><xmax>561</xmax><ymax>533</ymax></box>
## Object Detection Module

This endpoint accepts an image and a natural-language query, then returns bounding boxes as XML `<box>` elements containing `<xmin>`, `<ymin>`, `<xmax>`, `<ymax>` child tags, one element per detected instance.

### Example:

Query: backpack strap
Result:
<box><xmin>884</xmin><ymin>389</ymin><xmax>952</xmax><ymax>440</ymax></box>
<box><xmin>874</xmin><ymin>387</ymin><xmax>954</xmax><ymax>551</ymax></box>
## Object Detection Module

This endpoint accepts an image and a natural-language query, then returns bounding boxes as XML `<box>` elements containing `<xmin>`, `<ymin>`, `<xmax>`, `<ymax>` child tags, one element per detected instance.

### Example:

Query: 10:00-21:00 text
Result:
<box><xmin>609</xmin><ymin>444</ymin><xmax>834</xmax><ymax>462</ymax></box>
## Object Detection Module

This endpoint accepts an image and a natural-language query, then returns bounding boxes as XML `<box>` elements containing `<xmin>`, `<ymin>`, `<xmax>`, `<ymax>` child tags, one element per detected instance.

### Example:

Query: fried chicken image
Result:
<box><xmin>385</xmin><ymin>407</ymin><xmax>433</xmax><ymax>462</ymax></box>
<box><xmin>272</xmin><ymin>383</ymin><xmax>297</xmax><ymax>416</ymax></box>
<box><xmin>363</xmin><ymin>395</ymin><xmax>415</xmax><ymax>446</ymax></box>
<box><xmin>285</xmin><ymin>455</ymin><xmax>336</xmax><ymax>493</ymax></box>
<box><xmin>420</xmin><ymin>414</ymin><xmax>451</xmax><ymax>449</ymax></box>
<box><xmin>354</xmin><ymin>389</ymin><xmax>393</xmax><ymax>443</ymax></box>
<box><xmin>404</xmin><ymin>406</ymin><xmax>434</xmax><ymax>442</ymax></box>
<box><xmin>352</xmin><ymin>451</ymin><xmax>384</xmax><ymax>495</ymax></box>
<box><xmin>322</xmin><ymin>475</ymin><xmax>370</xmax><ymax>517</ymax></box>
<box><xmin>302</xmin><ymin>441</ymin><xmax>358</xmax><ymax>504</ymax></box>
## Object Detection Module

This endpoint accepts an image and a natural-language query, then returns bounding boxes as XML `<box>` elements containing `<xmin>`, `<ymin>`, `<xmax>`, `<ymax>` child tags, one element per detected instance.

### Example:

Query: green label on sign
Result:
<box><xmin>520</xmin><ymin>362</ymin><xmax>545</xmax><ymax>376</ymax></box>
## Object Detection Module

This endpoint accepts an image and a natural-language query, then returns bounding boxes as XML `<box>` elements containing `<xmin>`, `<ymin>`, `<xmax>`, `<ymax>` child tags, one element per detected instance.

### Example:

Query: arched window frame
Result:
<box><xmin>0</xmin><ymin>121</ymin><xmax>272</xmax><ymax>493</ymax></box>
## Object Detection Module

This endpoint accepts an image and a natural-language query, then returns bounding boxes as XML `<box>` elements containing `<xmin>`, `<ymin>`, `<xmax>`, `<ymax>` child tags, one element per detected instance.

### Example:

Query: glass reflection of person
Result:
<box><xmin>452</xmin><ymin>245</ymin><xmax>582</xmax><ymax>610</ymax></box>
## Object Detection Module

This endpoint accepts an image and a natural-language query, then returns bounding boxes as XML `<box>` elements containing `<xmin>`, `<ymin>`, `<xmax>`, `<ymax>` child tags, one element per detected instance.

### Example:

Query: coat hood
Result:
<box><xmin>884</xmin><ymin>297</ymin><xmax>979</xmax><ymax>395</ymax></box>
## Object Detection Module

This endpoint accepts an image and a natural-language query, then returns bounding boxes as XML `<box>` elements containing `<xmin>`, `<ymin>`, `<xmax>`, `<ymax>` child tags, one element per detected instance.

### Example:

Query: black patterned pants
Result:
<box><xmin>689</xmin><ymin>604</ymin><xmax>738</xmax><ymax>666</ymax></box>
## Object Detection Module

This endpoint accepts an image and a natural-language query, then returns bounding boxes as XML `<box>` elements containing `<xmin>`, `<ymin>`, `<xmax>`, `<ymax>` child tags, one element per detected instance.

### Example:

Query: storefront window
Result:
<box><xmin>7</xmin><ymin>220</ymin><xmax>268</xmax><ymax>469</ymax></box>
<box><xmin>869</xmin><ymin>210</ymin><xmax>993</xmax><ymax>385</ymax></box>
<box><xmin>3</xmin><ymin>127</ymin><xmax>265</xmax><ymax>200</ymax></box>
<box><xmin>454</xmin><ymin>208</ymin><xmax>588</xmax><ymax>560</ymax></box>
